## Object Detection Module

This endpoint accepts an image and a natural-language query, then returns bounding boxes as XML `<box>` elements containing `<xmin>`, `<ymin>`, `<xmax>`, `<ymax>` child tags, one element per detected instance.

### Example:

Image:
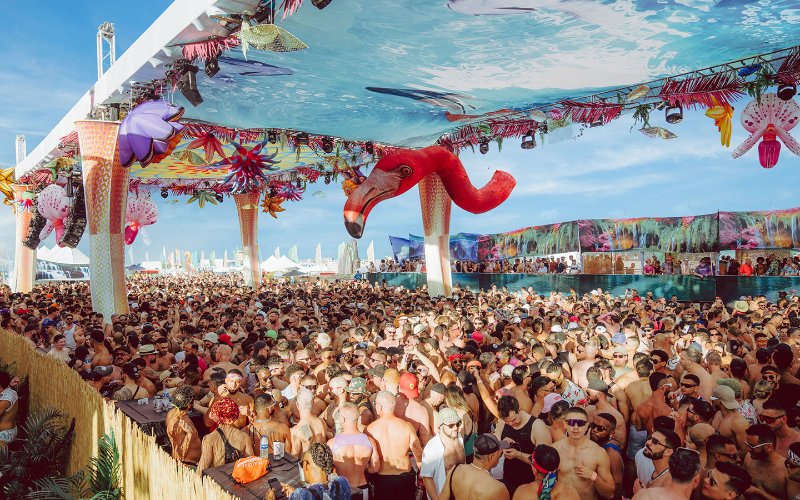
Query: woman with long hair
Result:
<box><xmin>444</xmin><ymin>384</ymin><xmax>478</xmax><ymax>461</ymax></box>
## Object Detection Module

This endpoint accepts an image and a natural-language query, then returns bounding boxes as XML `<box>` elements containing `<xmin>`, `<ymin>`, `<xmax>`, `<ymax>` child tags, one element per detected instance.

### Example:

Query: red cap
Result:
<box><xmin>632</xmin><ymin>296</ymin><xmax>641</xmax><ymax>302</ymax></box>
<box><xmin>569</xmin><ymin>315</ymin><xmax>579</xmax><ymax>322</ymax></box>
<box><xmin>472</xmin><ymin>331</ymin><xmax>484</xmax><ymax>344</ymax></box>
<box><xmin>218</xmin><ymin>334</ymin><xmax>233</xmax><ymax>347</ymax></box>
<box><xmin>399</xmin><ymin>372</ymin><xmax>419</xmax><ymax>398</ymax></box>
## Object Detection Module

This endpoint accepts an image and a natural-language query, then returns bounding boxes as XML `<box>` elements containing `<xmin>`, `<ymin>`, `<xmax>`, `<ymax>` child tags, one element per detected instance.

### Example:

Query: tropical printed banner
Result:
<box><xmin>450</xmin><ymin>233</ymin><xmax>482</xmax><ymax>262</ymax></box>
<box><xmin>477</xmin><ymin>222</ymin><xmax>580</xmax><ymax>262</ymax></box>
<box><xmin>719</xmin><ymin>208</ymin><xmax>800</xmax><ymax>250</ymax></box>
<box><xmin>578</xmin><ymin>215</ymin><xmax>718</xmax><ymax>253</ymax></box>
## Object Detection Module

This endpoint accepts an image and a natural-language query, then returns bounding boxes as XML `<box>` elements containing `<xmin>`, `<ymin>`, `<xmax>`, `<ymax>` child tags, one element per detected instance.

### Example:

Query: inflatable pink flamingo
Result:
<box><xmin>344</xmin><ymin>146</ymin><xmax>516</xmax><ymax>296</ymax></box>
<box><xmin>732</xmin><ymin>93</ymin><xmax>800</xmax><ymax>168</ymax></box>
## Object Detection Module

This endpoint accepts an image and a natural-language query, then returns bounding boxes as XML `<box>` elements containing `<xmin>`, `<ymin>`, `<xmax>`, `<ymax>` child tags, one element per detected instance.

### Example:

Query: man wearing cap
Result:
<box><xmin>137</xmin><ymin>344</ymin><xmax>162</xmax><ymax>386</ymax></box>
<box><xmin>438</xmin><ymin>433</ymin><xmax>510</xmax><ymax>500</ymax></box>
<box><xmin>345</xmin><ymin>377</ymin><xmax>374</xmax><ymax>431</ymax></box>
<box><xmin>421</xmin><ymin>407</ymin><xmax>466</xmax><ymax>500</ymax></box>
<box><xmin>585</xmin><ymin>379</ymin><xmax>625</xmax><ymax>448</ymax></box>
<box><xmin>366</xmin><ymin>391</ymin><xmax>423</xmax><ymax>500</ymax></box>
<box><xmin>396</xmin><ymin>372</ymin><xmax>433</xmax><ymax>445</ymax></box>
<box><xmin>712</xmin><ymin>385</ymin><xmax>749</xmax><ymax>452</ymax></box>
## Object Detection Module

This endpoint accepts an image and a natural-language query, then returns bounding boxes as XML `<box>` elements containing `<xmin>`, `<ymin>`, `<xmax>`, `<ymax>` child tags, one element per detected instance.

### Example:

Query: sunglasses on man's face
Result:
<box><xmin>760</xmin><ymin>413</ymin><xmax>785</xmax><ymax>424</ymax></box>
<box><xmin>681</xmin><ymin>382</ymin><xmax>698</xmax><ymax>389</ymax></box>
<box><xmin>763</xmin><ymin>374</ymin><xmax>778</xmax><ymax>381</ymax></box>
<box><xmin>746</xmin><ymin>441</ymin><xmax>770</xmax><ymax>450</ymax></box>
<box><xmin>648</xmin><ymin>436</ymin><xmax>671</xmax><ymax>448</ymax></box>
<box><xmin>566</xmin><ymin>419</ymin><xmax>587</xmax><ymax>428</ymax></box>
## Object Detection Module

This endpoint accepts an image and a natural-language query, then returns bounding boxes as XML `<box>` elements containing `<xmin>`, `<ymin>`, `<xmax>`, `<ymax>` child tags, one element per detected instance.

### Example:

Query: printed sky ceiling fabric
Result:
<box><xmin>164</xmin><ymin>0</ymin><xmax>800</xmax><ymax>147</ymax></box>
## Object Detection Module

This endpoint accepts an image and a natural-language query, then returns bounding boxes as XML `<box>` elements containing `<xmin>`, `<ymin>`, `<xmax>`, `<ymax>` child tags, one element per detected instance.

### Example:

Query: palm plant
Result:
<box><xmin>28</xmin><ymin>432</ymin><xmax>122</xmax><ymax>500</ymax></box>
<box><xmin>0</xmin><ymin>408</ymin><xmax>75</xmax><ymax>500</ymax></box>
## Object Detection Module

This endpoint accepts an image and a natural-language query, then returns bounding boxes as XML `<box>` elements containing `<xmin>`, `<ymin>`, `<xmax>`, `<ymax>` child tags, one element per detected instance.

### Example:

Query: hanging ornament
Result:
<box><xmin>187</xmin><ymin>190</ymin><xmax>220</xmax><ymax>208</ymax></box>
<box><xmin>732</xmin><ymin>93</ymin><xmax>800</xmax><ymax>168</ymax></box>
<box><xmin>261</xmin><ymin>193</ymin><xmax>286</xmax><ymax>218</ymax></box>
<box><xmin>16</xmin><ymin>191</ymin><xmax>35</xmax><ymax>211</ymax></box>
<box><xmin>186</xmin><ymin>133</ymin><xmax>226</xmax><ymax>163</ymax></box>
<box><xmin>171</xmin><ymin>149</ymin><xmax>208</xmax><ymax>166</ymax></box>
<box><xmin>705</xmin><ymin>97</ymin><xmax>734</xmax><ymax>147</ymax></box>
<box><xmin>639</xmin><ymin>127</ymin><xmax>677</xmax><ymax>140</ymax></box>
<box><xmin>625</xmin><ymin>84</ymin><xmax>650</xmax><ymax>101</ymax></box>
<box><xmin>125</xmin><ymin>193</ymin><xmax>159</xmax><ymax>245</ymax></box>
<box><xmin>277</xmin><ymin>183</ymin><xmax>304</xmax><ymax>201</ymax></box>
<box><xmin>213</xmin><ymin>140</ymin><xmax>280</xmax><ymax>193</ymax></box>
<box><xmin>236</xmin><ymin>21</ymin><xmax>308</xmax><ymax>60</ymax></box>
<box><xmin>36</xmin><ymin>184</ymin><xmax>70</xmax><ymax>245</ymax></box>
<box><xmin>118</xmin><ymin>101</ymin><xmax>185</xmax><ymax>168</ymax></box>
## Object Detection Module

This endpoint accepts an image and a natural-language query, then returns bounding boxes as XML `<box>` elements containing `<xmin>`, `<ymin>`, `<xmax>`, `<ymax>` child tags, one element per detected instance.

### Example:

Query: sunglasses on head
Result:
<box><xmin>566</xmin><ymin>419</ymin><xmax>587</xmax><ymax>428</ymax></box>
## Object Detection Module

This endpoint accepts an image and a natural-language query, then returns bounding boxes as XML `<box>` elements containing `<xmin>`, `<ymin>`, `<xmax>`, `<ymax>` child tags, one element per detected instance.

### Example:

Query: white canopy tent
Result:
<box><xmin>260</xmin><ymin>255</ymin><xmax>300</xmax><ymax>273</ymax></box>
<box><xmin>37</xmin><ymin>245</ymin><xmax>90</xmax><ymax>265</ymax></box>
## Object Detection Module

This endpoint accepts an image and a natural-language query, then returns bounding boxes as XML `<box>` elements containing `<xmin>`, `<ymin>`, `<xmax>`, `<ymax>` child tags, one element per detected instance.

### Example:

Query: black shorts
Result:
<box><xmin>368</xmin><ymin>471</ymin><xmax>416</xmax><ymax>500</ymax></box>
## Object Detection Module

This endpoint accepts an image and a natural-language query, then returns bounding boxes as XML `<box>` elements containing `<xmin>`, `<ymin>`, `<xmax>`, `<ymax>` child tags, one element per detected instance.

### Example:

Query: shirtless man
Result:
<box><xmin>248</xmin><ymin>393</ymin><xmax>292</xmax><ymax>455</ymax></box>
<box><xmin>552</xmin><ymin>407</ymin><xmax>615</xmax><ymax>500</ymax></box>
<box><xmin>166</xmin><ymin>386</ymin><xmax>201</xmax><ymax>466</ymax></box>
<box><xmin>679</xmin><ymin>348</ymin><xmax>715</xmax><ymax>400</ymax></box>
<box><xmin>589</xmin><ymin>413</ymin><xmax>624</xmax><ymax>499</ymax></box>
<box><xmin>743</xmin><ymin>424</ymin><xmax>788</xmax><ymax>498</ymax></box>
<box><xmin>218</xmin><ymin>370</ymin><xmax>253</xmax><ymax>429</ymax></box>
<box><xmin>632</xmin><ymin>448</ymin><xmax>701</xmax><ymax>500</ymax></box>
<box><xmin>634</xmin><ymin>372</ymin><xmax>675</xmax><ymax>434</ymax></box>
<box><xmin>571</xmin><ymin>342</ymin><xmax>599</xmax><ymax>389</ymax></box>
<box><xmin>154</xmin><ymin>337</ymin><xmax>176</xmax><ymax>371</ymax></box>
<box><xmin>366</xmin><ymin>391</ymin><xmax>423</xmax><ymax>500</ymax></box>
<box><xmin>440</xmin><ymin>434</ymin><xmax>510</xmax><ymax>500</ymax></box>
<box><xmin>421</xmin><ymin>407</ymin><xmax>466</xmax><ymax>500</ymax></box>
<box><xmin>395</xmin><ymin>372</ymin><xmax>432</xmax><ymax>445</ymax></box>
<box><xmin>513</xmin><ymin>444</ymin><xmax>579</xmax><ymax>500</ymax></box>
<box><xmin>89</xmin><ymin>330</ymin><xmax>113</xmax><ymax>367</ymax></box>
<box><xmin>759</xmin><ymin>398</ymin><xmax>800</xmax><ymax>456</ymax></box>
<box><xmin>585</xmin><ymin>380</ymin><xmax>625</xmax><ymax>448</ymax></box>
<box><xmin>287</xmin><ymin>375</ymin><xmax>327</xmax><ymax>422</ymax></box>
<box><xmin>509</xmin><ymin>366</ymin><xmax>533</xmax><ymax>414</ymax></box>
<box><xmin>327</xmin><ymin>403</ymin><xmax>380</xmax><ymax>491</ymax></box>
<box><xmin>711</xmin><ymin>385</ymin><xmax>749</xmax><ymax>452</ymax></box>
<box><xmin>202</xmin><ymin>345</ymin><xmax>240</xmax><ymax>380</ymax></box>
<box><xmin>0</xmin><ymin>371</ymin><xmax>20</xmax><ymax>449</ymax></box>
<box><xmin>290</xmin><ymin>388</ymin><xmax>329</xmax><ymax>456</ymax></box>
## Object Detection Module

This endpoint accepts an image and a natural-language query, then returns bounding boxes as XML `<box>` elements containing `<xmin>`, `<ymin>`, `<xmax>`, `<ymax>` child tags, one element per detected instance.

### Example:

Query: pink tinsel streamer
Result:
<box><xmin>777</xmin><ymin>50</ymin><xmax>800</xmax><ymax>85</ymax></box>
<box><xmin>560</xmin><ymin>100</ymin><xmax>623</xmax><ymax>124</ymax></box>
<box><xmin>280</xmin><ymin>0</ymin><xmax>304</xmax><ymax>20</ymax></box>
<box><xmin>181</xmin><ymin>36</ymin><xmax>240</xmax><ymax>62</ymax></box>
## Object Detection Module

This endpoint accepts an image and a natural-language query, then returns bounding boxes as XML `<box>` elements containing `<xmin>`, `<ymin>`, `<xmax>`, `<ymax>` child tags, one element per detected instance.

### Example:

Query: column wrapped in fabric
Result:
<box><xmin>12</xmin><ymin>183</ymin><xmax>36</xmax><ymax>292</ymax></box>
<box><xmin>419</xmin><ymin>174</ymin><xmax>452</xmax><ymax>297</ymax></box>
<box><xmin>75</xmin><ymin>120</ymin><xmax>129</xmax><ymax>323</ymax></box>
<box><xmin>234</xmin><ymin>192</ymin><xmax>261</xmax><ymax>287</ymax></box>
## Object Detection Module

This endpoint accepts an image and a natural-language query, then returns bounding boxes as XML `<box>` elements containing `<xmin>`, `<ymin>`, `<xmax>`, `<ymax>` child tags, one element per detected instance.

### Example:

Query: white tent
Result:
<box><xmin>38</xmin><ymin>245</ymin><xmax>90</xmax><ymax>265</ymax></box>
<box><xmin>260</xmin><ymin>255</ymin><xmax>300</xmax><ymax>273</ymax></box>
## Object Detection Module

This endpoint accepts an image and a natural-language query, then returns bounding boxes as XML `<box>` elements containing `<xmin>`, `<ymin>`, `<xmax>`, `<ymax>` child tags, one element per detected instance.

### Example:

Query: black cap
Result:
<box><xmin>473</xmin><ymin>434</ymin><xmax>510</xmax><ymax>455</ymax></box>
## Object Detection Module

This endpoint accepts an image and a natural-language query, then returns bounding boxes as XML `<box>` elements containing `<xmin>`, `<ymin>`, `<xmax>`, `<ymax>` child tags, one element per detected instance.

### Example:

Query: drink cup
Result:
<box><xmin>273</xmin><ymin>441</ymin><xmax>285</xmax><ymax>459</ymax></box>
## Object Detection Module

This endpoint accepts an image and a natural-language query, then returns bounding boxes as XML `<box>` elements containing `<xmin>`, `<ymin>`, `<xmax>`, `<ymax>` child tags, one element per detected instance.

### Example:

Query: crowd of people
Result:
<box><xmin>2</xmin><ymin>273</ymin><xmax>800</xmax><ymax>499</ymax></box>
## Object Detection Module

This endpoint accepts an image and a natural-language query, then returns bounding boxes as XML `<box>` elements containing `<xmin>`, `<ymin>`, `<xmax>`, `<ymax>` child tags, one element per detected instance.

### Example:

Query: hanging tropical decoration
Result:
<box><xmin>659</xmin><ymin>72</ymin><xmax>743</xmax><ymax>109</ymax></box>
<box><xmin>119</xmin><ymin>101</ymin><xmax>185</xmax><ymax>168</ymax></box>
<box><xmin>36</xmin><ymin>184</ymin><xmax>70</xmax><ymax>245</ymax></box>
<box><xmin>0</xmin><ymin>167</ymin><xmax>15</xmax><ymax>206</ymax></box>
<box><xmin>560</xmin><ymin>100</ymin><xmax>623</xmax><ymax>125</ymax></box>
<box><xmin>186</xmin><ymin>133</ymin><xmax>226</xmax><ymax>163</ymax></box>
<box><xmin>187</xmin><ymin>190</ymin><xmax>220</xmax><ymax>208</ymax></box>
<box><xmin>16</xmin><ymin>191</ymin><xmax>35</xmax><ymax>211</ymax></box>
<box><xmin>236</xmin><ymin>20</ymin><xmax>308</xmax><ymax>60</ymax></box>
<box><xmin>261</xmin><ymin>193</ymin><xmax>286</xmax><ymax>218</ymax></box>
<box><xmin>214</xmin><ymin>141</ymin><xmax>280</xmax><ymax>193</ymax></box>
<box><xmin>170</xmin><ymin>149</ymin><xmax>208</xmax><ymax>166</ymax></box>
<box><xmin>732</xmin><ymin>93</ymin><xmax>800</xmax><ymax>168</ymax></box>
<box><xmin>125</xmin><ymin>193</ymin><xmax>159</xmax><ymax>245</ymax></box>
<box><xmin>277</xmin><ymin>183</ymin><xmax>304</xmax><ymax>201</ymax></box>
<box><xmin>705</xmin><ymin>97</ymin><xmax>735</xmax><ymax>147</ymax></box>
<box><xmin>639</xmin><ymin>127</ymin><xmax>677</xmax><ymax>140</ymax></box>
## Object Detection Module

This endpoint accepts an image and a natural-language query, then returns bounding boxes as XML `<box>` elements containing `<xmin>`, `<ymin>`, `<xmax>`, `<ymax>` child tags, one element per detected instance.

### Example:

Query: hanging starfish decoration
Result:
<box><xmin>213</xmin><ymin>140</ymin><xmax>280</xmax><ymax>194</ymax></box>
<box><xmin>261</xmin><ymin>193</ymin><xmax>286</xmax><ymax>218</ymax></box>
<box><xmin>278</xmin><ymin>183</ymin><xmax>304</xmax><ymax>201</ymax></box>
<box><xmin>0</xmin><ymin>167</ymin><xmax>16</xmax><ymax>206</ymax></box>
<box><xmin>705</xmin><ymin>97</ymin><xmax>735</xmax><ymax>147</ymax></box>
<box><xmin>186</xmin><ymin>133</ymin><xmax>226</xmax><ymax>163</ymax></box>
<box><xmin>187</xmin><ymin>190</ymin><xmax>219</xmax><ymax>208</ymax></box>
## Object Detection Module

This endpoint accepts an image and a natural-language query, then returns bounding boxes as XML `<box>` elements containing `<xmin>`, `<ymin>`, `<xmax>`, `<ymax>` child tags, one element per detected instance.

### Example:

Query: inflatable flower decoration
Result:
<box><xmin>732</xmin><ymin>93</ymin><xmax>800</xmax><ymax>168</ymax></box>
<box><xmin>119</xmin><ymin>101</ymin><xmax>185</xmax><ymax>168</ymax></box>
<box><xmin>125</xmin><ymin>193</ymin><xmax>159</xmax><ymax>245</ymax></box>
<box><xmin>214</xmin><ymin>141</ymin><xmax>280</xmax><ymax>193</ymax></box>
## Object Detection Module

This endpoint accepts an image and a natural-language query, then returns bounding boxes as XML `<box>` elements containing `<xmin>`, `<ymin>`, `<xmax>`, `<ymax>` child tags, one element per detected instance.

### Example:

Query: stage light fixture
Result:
<box><xmin>479</xmin><ymin>140</ymin><xmax>489</xmax><ymax>154</ymax></box>
<box><xmin>778</xmin><ymin>82</ymin><xmax>797</xmax><ymax>101</ymax></box>
<box><xmin>177</xmin><ymin>64</ymin><xmax>203</xmax><ymax>107</ymax></box>
<box><xmin>296</xmin><ymin>178</ymin><xmax>303</xmax><ymax>188</ymax></box>
<box><xmin>665</xmin><ymin>103</ymin><xmax>683</xmax><ymax>124</ymax></box>
<box><xmin>161</xmin><ymin>187</ymin><xmax>169</xmax><ymax>199</ymax></box>
<box><xmin>324</xmin><ymin>173</ymin><xmax>332</xmax><ymax>184</ymax></box>
<box><xmin>321</xmin><ymin>137</ymin><xmax>334</xmax><ymax>154</ymax></box>
<box><xmin>520</xmin><ymin>130</ymin><xmax>536</xmax><ymax>149</ymax></box>
<box><xmin>364</xmin><ymin>142</ymin><xmax>374</xmax><ymax>155</ymax></box>
<box><xmin>296</xmin><ymin>133</ymin><xmax>309</xmax><ymax>146</ymax></box>
<box><xmin>215</xmin><ymin>193</ymin><xmax>224</xmax><ymax>203</ymax></box>
<box><xmin>205</xmin><ymin>55</ymin><xmax>220</xmax><ymax>78</ymax></box>
<box><xmin>311</xmin><ymin>0</ymin><xmax>333</xmax><ymax>9</ymax></box>
<box><xmin>268</xmin><ymin>131</ymin><xmax>278</xmax><ymax>144</ymax></box>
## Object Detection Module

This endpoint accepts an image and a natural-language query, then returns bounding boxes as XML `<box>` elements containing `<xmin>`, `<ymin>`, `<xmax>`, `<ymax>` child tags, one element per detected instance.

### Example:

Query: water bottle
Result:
<box><xmin>260</xmin><ymin>436</ymin><xmax>269</xmax><ymax>458</ymax></box>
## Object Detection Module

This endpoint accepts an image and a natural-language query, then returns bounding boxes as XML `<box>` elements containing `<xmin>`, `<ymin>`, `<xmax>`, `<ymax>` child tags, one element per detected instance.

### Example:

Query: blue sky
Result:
<box><xmin>1</xmin><ymin>1</ymin><xmax>800</xmax><ymax>264</ymax></box>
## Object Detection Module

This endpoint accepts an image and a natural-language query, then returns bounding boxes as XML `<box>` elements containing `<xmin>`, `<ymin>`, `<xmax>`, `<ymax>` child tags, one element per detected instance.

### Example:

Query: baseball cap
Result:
<box><xmin>588</xmin><ymin>379</ymin><xmax>609</xmax><ymax>393</ymax></box>
<box><xmin>93</xmin><ymin>365</ymin><xmax>113</xmax><ymax>377</ymax></box>
<box><xmin>265</xmin><ymin>329</ymin><xmax>278</xmax><ymax>340</ymax></box>
<box><xmin>203</xmin><ymin>332</ymin><xmax>219</xmax><ymax>343</ymax></box>
<box><xmin>550</xmin><ymin>325</ymin><xmax>563</xmax><ymax>333</ymax></box>
<box><xmin>399</xmin><ymin>372</ymin><xmax>419</xmax><ymax>398</ymax></box>
<box><xmin>346</xmin><ymin>377</ymin><xmax>368</xmax><ymax>394</ymax></box>
<box><xmin>542</xmin><ymin>393</ymin><xmax>563</xmax><ymax>413</ymax></box>
<box><xmin>611</xmin><ymin>333</ymin><xmax>627</xmax><ymax>345</ymax></box>
<box><xmin>473</xmin><ymin>433</ymin><xmax>510</xmax><ymax>455</ymax></box>
<box><xmin>501</xmin><ymin>364</ymin><xmax>515</xmax><ymax>379</ymax></box>
<box><xmin>218</xmin><ymin>334</ymin><xmax>233</xmax><ymax>347</ymax></box>
<box><xmin>368</xmin><ymin>365</ymin><xmax>387</xmax><ymax>378</ymax></box>
<box><xmin>471</xmin><ymin>332</ymin><xmax>484</xmax><ymax>344</ymax></box>
<box><xmin>430</xmin><ymin>383</ymin><xmax>446</xmax><ymax>395</ymax></box>
<box><xmin>712</xmin><ymin>385</ymin><xmax>740</xmax><ymax>409</ymax></box>
<box><xmin>439</xmin><ymin>407</ymin><xmax>461</xmax><ymax>426</ymax></box>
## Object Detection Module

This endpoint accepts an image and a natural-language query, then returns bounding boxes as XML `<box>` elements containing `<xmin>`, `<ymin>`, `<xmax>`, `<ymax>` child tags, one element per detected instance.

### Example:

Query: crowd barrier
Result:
<box><xmin>366</xmin><ymin>273</ymin><xmax>800</xmax><ymax>303</ymax></box>
<box><xmin>0</xmin><ymin>330</ymin><xmax>232</xmax><ymax>500</ymax></box>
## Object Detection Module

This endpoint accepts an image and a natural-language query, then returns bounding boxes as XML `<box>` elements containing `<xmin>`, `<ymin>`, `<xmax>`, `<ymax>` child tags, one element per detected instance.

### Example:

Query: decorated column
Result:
<box><xmin>419</xmin><ymin>174</ymin><xmax>453</xmax><ymax>297</ymax></box>
<box><xmin>75</xmin><ymin>120</ymin><xmax>130</xmax><ymax>322</ymax></box>
<box><xmin>11</xmin><ymin>184</ymin><xmax>36</xmax><ymax>293</ymax></box>
<box><xmin>234</xmin><ymin>192</ymin><xmax>261</xmax><ymax>287</ymax></box>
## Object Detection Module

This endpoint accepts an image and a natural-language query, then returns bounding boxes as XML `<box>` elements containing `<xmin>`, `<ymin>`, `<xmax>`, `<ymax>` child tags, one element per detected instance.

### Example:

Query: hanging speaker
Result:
<box><xmin>177</xmin><ymin>65</ymin><xmax>203</xmax><ymax>106</ymax></box>
<box><xmin>58</xmin><ymin>183</ymin><xmax>87</xmax><ymax>248</ymax></box>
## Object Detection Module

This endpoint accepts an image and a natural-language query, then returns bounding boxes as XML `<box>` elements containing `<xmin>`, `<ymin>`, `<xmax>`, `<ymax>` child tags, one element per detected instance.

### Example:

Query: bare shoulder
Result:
<box><xmin>554</xmin><ymin>481</ymin><xmax>581</xmax><ymax>500</ymax></box>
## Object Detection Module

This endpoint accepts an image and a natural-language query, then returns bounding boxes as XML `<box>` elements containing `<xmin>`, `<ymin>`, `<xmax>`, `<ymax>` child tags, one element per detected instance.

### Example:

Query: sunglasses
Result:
<box><xmin>681</xmin><ymin>383</ymin><xmax>698</xmax><ymax>389</ymax></box>
<box><xmin>444</xmin><ymin>422</ymin><xmax>461</xmax><ymax>428</ymax></box>
<box><xmin>590</xmin><ymin>423</ymin><xmax>610</xmax><ymax>432</ymax></box>
<box><xmin>707</xmin><ymin>469</ymin><xmax>719</xmax><ymax>487</ymax></box>
<box><xmin>746</xmin><ymin>441</ymin><xmax>770</xmax><ymax>450</ymax></box>
<box><xmin>760</xmin><ymin>414</ymin><xmax>785</xmax><ymax>424</ymax></box>
<box><xmin>716</xmin><ymin>451</ymin><xmax>741</xmax><ymax>461</ymax></box>
<box><xmin>648</xmin><ymin>436</ymin><xmax>671</xmax><ymax>448</ymax></box>
<box><xmin>566</xmin><ymin>419</ymin><xmax>588</xmax><ymax>428</ymax></box>
<box><xmin>303</xmin><ymin>384</ymin><xmax>318</xmax><ymax>390</ymax></box>
<box><xmin>763</xmin><ymin>374</ymin><xmax>778</xmax><ymax>381</ymax></box>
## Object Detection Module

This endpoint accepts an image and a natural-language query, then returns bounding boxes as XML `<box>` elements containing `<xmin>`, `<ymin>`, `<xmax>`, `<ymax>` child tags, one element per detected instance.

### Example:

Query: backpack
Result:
<box><xmin>217</xmin><ymin>428</ymin><xmax>245</xmax><ymax>463</ymax></box>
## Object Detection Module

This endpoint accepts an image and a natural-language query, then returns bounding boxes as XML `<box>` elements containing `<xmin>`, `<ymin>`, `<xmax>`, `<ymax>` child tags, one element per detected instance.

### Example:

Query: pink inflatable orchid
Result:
<box><xmin>125</xmin><ymin>193</ymin><xmax>159</xmax><ymax>245</ymax></box>
<box><xmin>732</xmin><ymin>93</ymin><xmax>800</xmax><ymax>168</ymax></box>
<box><xmin>37</xmin><ymin>185</ymin><xmax>70</xmax><ymax>246</ymax></box>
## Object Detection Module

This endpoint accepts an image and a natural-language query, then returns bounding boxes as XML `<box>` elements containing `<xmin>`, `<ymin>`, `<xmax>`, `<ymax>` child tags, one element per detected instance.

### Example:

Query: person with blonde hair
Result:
<box><xmin>444</xmin><ymin>384</ymin><xmax>478</xmax><ymax>460</ymax></box>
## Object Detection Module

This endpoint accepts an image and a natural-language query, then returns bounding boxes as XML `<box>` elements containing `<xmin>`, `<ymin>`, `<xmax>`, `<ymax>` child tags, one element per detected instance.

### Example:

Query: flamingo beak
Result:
<box><xmin>343</xmin><ymin>169</ymin><xmax>399</xmax><ymax>239</ymax></box>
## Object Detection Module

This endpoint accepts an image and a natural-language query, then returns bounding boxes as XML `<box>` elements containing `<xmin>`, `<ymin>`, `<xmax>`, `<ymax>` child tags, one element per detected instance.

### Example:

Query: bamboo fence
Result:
<box><xmin>0</xmin><ymin>329</ymin><xmax>233</xmax><ymax>499</ymax></box>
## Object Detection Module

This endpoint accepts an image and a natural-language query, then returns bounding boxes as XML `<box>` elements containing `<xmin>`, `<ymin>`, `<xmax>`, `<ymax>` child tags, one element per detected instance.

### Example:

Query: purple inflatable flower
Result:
<box><xmin>118</xmin><ymin>101</ymin><xmax>185</xmax><ymax>168</ymax></box>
